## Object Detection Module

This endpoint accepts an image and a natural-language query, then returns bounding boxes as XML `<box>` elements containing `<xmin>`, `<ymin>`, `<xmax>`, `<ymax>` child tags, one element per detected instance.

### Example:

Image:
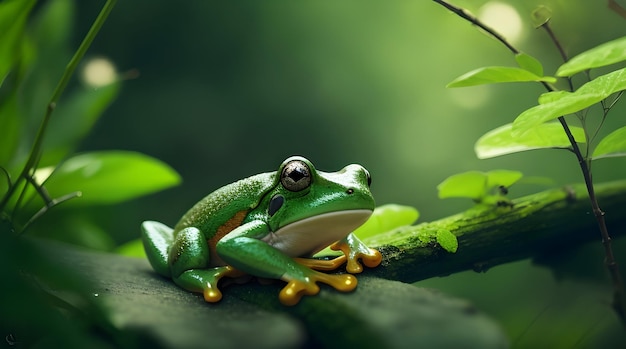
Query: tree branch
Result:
<box><xmin>364</xmin><ymin>180</ymin><xmax>626</xmax><ymax>285</ymax></box>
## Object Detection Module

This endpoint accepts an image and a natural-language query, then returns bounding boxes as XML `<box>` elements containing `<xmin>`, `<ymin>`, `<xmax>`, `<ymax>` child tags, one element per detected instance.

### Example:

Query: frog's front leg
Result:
<box><xmin>330</xmin><ymin>233</ymin><xmax>382</xmax><ymax>273</ymax></box>
<box><xmin>169</xmin><ymin>227</ymin><xmax>244</xmax><ymax>302</ymax></box>
<box><xmin>294</xmin><ymin>233</ymin><xmax>382</xmax><ymax>273</ymax></box>
<box><xmin>217</xmin><ymin>221</ymin><xmax>357</xmax><ymax>306</ymax></box>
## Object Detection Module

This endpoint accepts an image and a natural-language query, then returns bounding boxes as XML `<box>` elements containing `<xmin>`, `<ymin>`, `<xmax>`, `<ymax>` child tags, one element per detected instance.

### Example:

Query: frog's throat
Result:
<box><xmin>261</xmin><ymin>209</ymin><xmax>372</xmax><ymax>258</ymax></box>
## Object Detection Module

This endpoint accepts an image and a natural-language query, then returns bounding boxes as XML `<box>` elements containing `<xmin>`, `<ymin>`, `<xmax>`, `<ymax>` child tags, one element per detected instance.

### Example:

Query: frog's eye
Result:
<box><xmin>281</xmin><ymin>160</ymin><xmax>312</xmax><ymax>192</ymax></box>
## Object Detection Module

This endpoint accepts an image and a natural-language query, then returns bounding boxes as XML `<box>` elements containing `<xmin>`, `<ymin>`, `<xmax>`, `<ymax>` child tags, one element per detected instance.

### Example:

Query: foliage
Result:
<box><xmin>448</xmin><ymin>38</ymin><xmax>626</xmax><ymax>160</ymax></box>
<box><xmin>437</xmin><ymin>0</ymin><xmax>626</xmax><ymax>326</ymax></box>
<box><xmin>352</xmin><ymin>204</ymin><xmax>419</xmax><ymax>239</ymax></box>
<box><xmin>437</xmin><ymin>170</ymin><xmax>522</xmax><ymax>206</ymax></box>
<box><xmin>475</xmin><ymin>123</ymin><xmax>586</xmax><ymax>159</ymax></box>
<box><xmin>0</xmin><ymin>0</ymin><xmax>180</xmax><ymax>242</ymax></box>
<box><xmin>0</xmin><ymin>0</ymin><xmax>177</xmax><ymax>347</ymax></box>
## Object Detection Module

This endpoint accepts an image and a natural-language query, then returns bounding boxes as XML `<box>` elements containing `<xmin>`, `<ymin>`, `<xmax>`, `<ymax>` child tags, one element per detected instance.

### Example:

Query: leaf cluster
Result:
<box><xmin>435</xmin><ymin>1</ymin><xmax>626</xmax><ymax>326</ymax></box>
<box><xmin>1</xmin><ymin>1</ymin><xmax>181</xmax><ymax>347</ymax></box>
<box><xmin>448</xmin><ymin>36</ymin><xmax>626</xmax><ymax>160</ymax></box>
<box><xmin>0</xmin><ymin>0</ymin><xmax>180</xmax><ymax>245</ymax></box>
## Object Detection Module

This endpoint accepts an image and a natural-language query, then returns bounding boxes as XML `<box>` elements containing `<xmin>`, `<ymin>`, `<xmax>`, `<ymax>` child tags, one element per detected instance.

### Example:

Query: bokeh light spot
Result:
<box><xmin>478</xmin><ymin>2</ymin><xmax>524</xmax><ymax>43</ymax></box>
<box><xmin>81</xmin><ymin>57</ymin><xmax>117</xmax><ymax>87</ymax></box>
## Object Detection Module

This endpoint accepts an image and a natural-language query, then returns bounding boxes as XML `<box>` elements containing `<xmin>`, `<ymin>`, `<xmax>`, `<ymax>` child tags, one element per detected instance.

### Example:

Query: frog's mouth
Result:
<box><xmin>261</xmin><ymin>209</ymin><xmax>372</xmax><ymax>258</ymax></box>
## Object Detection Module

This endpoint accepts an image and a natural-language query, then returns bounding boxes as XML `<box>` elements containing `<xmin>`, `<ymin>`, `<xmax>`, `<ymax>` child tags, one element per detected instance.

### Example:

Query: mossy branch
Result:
<box><xmin>364</xmin><ymin>180</ymin><xmax>626</xmax><ymax>284</ymax></box>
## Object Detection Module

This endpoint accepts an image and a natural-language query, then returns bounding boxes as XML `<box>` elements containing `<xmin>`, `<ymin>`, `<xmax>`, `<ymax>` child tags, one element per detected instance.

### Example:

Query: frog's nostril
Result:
<box><xmin>346</xmin><ymin>189</ymin><xmax>354</xmax><ymax>195</ymax></box>
<box><xmin>268</xmin><ymin>195</ymin><xmax>284</xmax><ymax>216</ymax></box>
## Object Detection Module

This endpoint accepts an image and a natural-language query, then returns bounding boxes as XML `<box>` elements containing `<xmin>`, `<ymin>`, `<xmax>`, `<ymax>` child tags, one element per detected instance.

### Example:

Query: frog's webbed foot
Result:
<box><xmin>279</xmin><ymin>270</ymin><xmax>357</xmax><ymax>306</ymax></box>
<box><xmin>175</xmin><ymin>265</ymin><xmax>245</xmax><ymax>303</ymax></box>
<box><xmin>330</xmin><ymin>233</ymin><xmax>382</xmax><ymax>273</ymax></box>
<box><xmin>293</xmin><ymin>255</ymin><xmax>347</xmax><ymax>271</ymax></box>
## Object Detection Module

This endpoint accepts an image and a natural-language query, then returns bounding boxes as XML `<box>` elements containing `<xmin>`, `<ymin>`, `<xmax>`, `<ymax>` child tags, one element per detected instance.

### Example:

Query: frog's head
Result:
<box><xmin>260</xmin><ymin>156</ymin><xmax>374</xmax><ymax>257</ymax></box>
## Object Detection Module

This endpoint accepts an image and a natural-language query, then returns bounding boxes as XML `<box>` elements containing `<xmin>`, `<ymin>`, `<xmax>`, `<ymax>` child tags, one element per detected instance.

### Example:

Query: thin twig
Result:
<box><xmin>538</xmin><ymin>19</ymin><xmax>626</xmax><ymax>324</ymax></box>
<box><xmin>433</xmin><ymin>0</ymin><xmax>519</xmax><ymax>54</ymax></box>
<box><xmin>541</xmin><ymin>22</ymin><xmax>575</xmax><ymax>92</ymax></box>
<box><xmin>19</xmin><ymin>191</ymin><xmax>82</xmax><ymax>234</ymax></box>
<box><xmin>609</xmin><ymin>0</ymin><xmax>626</xmax><ymax>19</ymax></box>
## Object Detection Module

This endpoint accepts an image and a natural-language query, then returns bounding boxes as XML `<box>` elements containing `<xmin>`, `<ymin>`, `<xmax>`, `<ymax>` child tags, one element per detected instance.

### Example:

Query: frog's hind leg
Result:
<box><xmin>141</xmin><ymin>221</ymin><xmax>175</xmax><ymax>278</ymax></box>
<box><xmin>175</xmin><ymin>266</ymin><xmax>245</xmax><ymax>302</ymax></box>
<box><xmin>169</xmin><ymin>227</ymin><xmax>244</xmax><ymax>302</ymax></box>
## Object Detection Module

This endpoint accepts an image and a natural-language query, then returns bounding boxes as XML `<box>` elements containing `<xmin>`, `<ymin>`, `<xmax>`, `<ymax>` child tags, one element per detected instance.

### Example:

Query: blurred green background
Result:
<box><xmin>73</xmin><ymin>0</ymin><xmax>625</xmax><ymax>231</ymax></box>
<box><xmin>65</xmin><ymin>0</ymin><xmax>625</xmax><ymax>346</ymax></box>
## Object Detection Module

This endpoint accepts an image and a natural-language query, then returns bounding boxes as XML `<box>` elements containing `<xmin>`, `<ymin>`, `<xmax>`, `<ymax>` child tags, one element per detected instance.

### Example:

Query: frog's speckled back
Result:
<box><xmin>173</xmin><ymin>172</ymin><xmax>276</xmax><ymax>238</ymax></box>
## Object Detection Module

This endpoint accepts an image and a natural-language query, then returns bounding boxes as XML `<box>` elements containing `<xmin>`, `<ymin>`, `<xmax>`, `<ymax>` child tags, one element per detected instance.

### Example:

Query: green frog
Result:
<box><xmin>141</xmin><ymin>156</ymin><xmax>381</xmax><ymax>305</ymax></box>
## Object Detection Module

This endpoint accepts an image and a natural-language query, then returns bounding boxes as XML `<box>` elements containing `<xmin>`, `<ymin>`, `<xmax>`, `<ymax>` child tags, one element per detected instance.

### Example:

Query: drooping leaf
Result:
<box><xmin>513</xmin><ymin>67</ymin><xmax>626</xmax><ymax>136</ymax></box>
<box><xmin>0</xmin><ymin>0</ymin><xmax>36</xmax><ymax>170</ymax></box>
<box><xmin>0</xmin><ymin>90</ymin><xmax>21</xmax><ymax>170</ymax></box>
<box><xmin>592</xmin><ymin>126</ymin><xmax>626</xmax><ymax>159</ymax></box>
<box><xmin>557</xmin><ymin>36</ymin><xmax>626</xmax><ymax>77</ymax></box>
<box><xmin>0</xmin><ymin>0</ymin><xmax>35</xmax><ymax>85</ymax></box>
<box><xmin>447</xmin><ymin>66</ymin><xmax>556</xmax><ymax>88</ymax></box>
<box><xmin>40</xmin><ymin>82</ymin><xmax>120</xmax><ymax>167</ymax></box>
<box><xmin>475</xmin><ymin>123</ymin><xmax>586</xmax><ymax>159</ymax></box>
<box><xmin>17</xmin><ymin>0</ymin><xmax>74</xmax><ymax>144</ymax></box>
<box><xmin>352</xmin><ymin>204</ymin><xmax>419</xmax><ymax>239</ymax></box>
<box><xmin>41</xmin><ymin>151</ymin><xmax>181</xmax><ymax>206</ymax></box>
<box><xmin>515</xmin><ymin>53</ymin><xmax>544</xmax><ymax>76</ymax></box>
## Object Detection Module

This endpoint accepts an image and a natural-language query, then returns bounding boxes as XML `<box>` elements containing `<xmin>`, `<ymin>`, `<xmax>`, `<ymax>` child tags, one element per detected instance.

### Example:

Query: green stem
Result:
<box><xmin>539</xmin><ymin>22</ymin><xmax>626</xmax><ymax>324</ymax></box>
<box><xmin>0</xmin><ymin>0</ymin><xmax>117</xmax><ymax>216</ymax></box>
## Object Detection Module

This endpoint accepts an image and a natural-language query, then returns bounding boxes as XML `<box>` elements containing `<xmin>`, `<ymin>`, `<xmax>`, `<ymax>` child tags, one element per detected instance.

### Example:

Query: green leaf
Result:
<box><xmin>0</xmin><ymin>0</ymin><xmax>36</xmax><ymax>170</ymax></box>
<box><xmin>475</xmin><ymin>123</ymin><xmax>586</xmax><ymax>159</ymax></box>
<box><xmin>447</xmin><ymin>66</ymin><xmax>556</xmax><ymax>88</ymax></box>
<box><xmin>437</xmin><ymin>171</ymin><xmax>489</xmax><ymax>200</ymax></box>
<box><xmin>115</xmin><ymin>238</ymin><xmax>147</xmax><ymax>258</ymax></box>
<box><xmin>557</xmin><ymin>36</ymin><xmax>626</xmax><ymax>77</ymax></box>
<box><xmin>515</xmin><ymin>53</ymin><xmax>544</xmax><ymax>76</ymax></box>
<box><xmin>42</xmin><ymin>151</ymin><xmax>181</xmax><ymax>206</ymax></box>
<box><xmin>531</xmin><ymin>5</ymin><xmax>552</xmax><ymax>28</ymax></box>
<box><xmin>592</xmin><ymin>126</ymin><xmax>626</xmax><ymax>159</ymax></box>
<box><xmin>0</xmin><ymin>90</ymin><xmax>21</xmax><ymax>170</ymax></box>
<box><xmin>436</xmin><ymin>229</ymin><xmax>458</xmax><ymax>253</ymax></box>
<box><xmin>485</xmin><ymin>170</ymin><xmax>524</xmax><ymax>189</ymax></box>
<box><xmin>0</xmin><ymin>0</ymin><xmax>35</xmax><ymax>85</ymax></box>
<box><xmin>29</xmin><ymin>215</ymin><xmax>116</xmax><ymax>250</ymax></box>
<box><xmin>538</xmin><ymin>90</ymin><xmax>571</xmax><ymax>104</ymax></box>
<box><xmin>353</xmin><ymin>204</ymin><xmax>419</xmax><ymax>239</ymax></box>
<box><xmin>513</xmin><ymin>68</ymin><xmax>626</xmax><ymax>136</ymax></box>
<box><xmin>438</xmin><ymin>170</ymin><xmax>522</xmax><ymax>200</ymax></box>
<box><xmin>41</xmin><ymin>82</ymin><xmax>120</xmax><ymax>167</ymax></box>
